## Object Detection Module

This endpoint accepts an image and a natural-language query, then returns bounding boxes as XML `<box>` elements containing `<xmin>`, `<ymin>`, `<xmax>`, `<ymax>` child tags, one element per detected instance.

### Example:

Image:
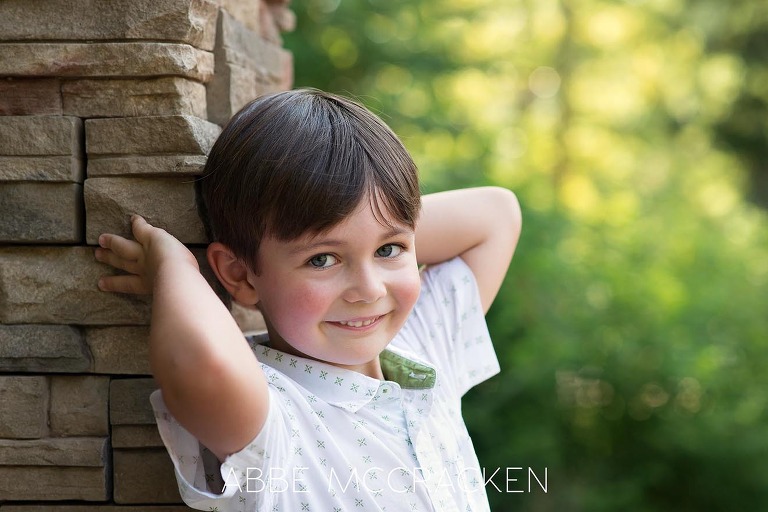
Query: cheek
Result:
<box><xmin>270</xmin><ymin>281</ymin><xmax>332</xmax><ymax>327</ymax></box>
<box><xmin>393</xmin><ymin>269</ymin><xmax>422</xmax><ymax>311</ymax></box>
<box><xmin>295</xmin><ymin>289</ymin><xmax>331</xmax><ymax>319</ymax></box>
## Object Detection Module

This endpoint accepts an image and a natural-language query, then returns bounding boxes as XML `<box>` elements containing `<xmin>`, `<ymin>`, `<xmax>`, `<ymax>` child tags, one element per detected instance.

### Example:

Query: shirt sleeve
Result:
<box><xmin>149</xmin><ymin>390</ymin><xmax>240</xmax><ymax>509</ymax></box>
<box><xmin>395</xmin><ymin>256</ymin><xmax>500</xmax><ymax>396</ymax></box>
<box><xmin>149</xmin><ymin>374</ymin><xmax>293</xmax><ymax>511</ymax></box>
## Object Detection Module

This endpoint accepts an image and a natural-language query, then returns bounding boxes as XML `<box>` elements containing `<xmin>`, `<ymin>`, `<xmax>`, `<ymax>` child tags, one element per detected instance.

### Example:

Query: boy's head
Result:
<box><xmin>198</xmin><ymin>88</ymin><xmax>421</xmax><ymax>273</ymax></box>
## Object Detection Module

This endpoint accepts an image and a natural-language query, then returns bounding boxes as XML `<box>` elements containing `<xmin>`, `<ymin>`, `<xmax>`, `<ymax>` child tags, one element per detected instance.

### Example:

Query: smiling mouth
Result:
<box><xmin>332</xmin><ymin>316</ymin><xmax>382</xmax><ymax>328</ymax></box>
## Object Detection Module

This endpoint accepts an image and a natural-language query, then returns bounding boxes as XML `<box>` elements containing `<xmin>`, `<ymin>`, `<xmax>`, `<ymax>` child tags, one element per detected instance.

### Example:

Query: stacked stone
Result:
<box><xmin>0</xmin><ymin>0</ymin><xmax>292</xmax><ymax>508</ymax></box>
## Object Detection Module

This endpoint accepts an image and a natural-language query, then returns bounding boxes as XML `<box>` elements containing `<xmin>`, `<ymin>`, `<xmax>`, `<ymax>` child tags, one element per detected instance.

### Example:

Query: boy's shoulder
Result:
<box><xmin>413</xmin><ymin>256</ymin><xmax>481</xmax><ymax>318</ymax></box>
<box><xmin>392</xmin><ymin>256</ymin><xmax>499</xmax><ymax>395</ymax></box>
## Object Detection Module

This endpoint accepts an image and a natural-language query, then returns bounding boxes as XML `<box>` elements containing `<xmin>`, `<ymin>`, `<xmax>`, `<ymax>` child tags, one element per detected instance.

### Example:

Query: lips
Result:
<box><xmin>330</xmin><ymin>315</ymin><xmax>384</xmax><ymax>329</ymax></box>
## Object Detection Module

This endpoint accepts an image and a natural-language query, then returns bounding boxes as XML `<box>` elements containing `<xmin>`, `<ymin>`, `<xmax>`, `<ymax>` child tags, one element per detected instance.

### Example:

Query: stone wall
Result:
<box><xmin>0</xmin><ymin>0</ymin><xmax>292</xmax><ymax>507</ymax></box>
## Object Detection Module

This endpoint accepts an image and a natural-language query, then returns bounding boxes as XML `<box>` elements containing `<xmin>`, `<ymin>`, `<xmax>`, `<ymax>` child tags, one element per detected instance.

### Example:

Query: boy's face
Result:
<box><xmin>246</xmin><ymin>196</ymin><xmax>421</xmax><ymax>378</ymax></box>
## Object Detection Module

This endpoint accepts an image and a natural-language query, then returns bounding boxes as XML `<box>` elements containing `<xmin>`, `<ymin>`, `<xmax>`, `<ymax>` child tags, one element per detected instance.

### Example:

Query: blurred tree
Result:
<box><xmin>703</xmin><ymin>1</ymin><xmax>768</xmax><ymax>207</ymax></box>
<box><xmin>285</xmin><ymin>0</ymin><xmax>768</xmax><ymax>510</ymax></box>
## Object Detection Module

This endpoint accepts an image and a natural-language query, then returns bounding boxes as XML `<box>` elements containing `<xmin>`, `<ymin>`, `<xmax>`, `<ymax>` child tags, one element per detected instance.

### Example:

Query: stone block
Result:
<box><xmin>0</xmin><ymin>325</ymin><xmax>91</xmax><ymax>373</ymax></box>
<box><xmin>0</xmin><ymin>182</ymin><xmax>83</xmax><ymax>243</ymax></box>
<box><xmin>0</xmin><ymin>0</ymin><xmax>218</xmax><ymax>50</ymax></box>
<box><xmin>0</xmin><ymin>437</ymin><xmax>108</xmax><ymax>466</ymax></box>
<box><xmin>50</xmin><ymin>376</ymin><xmax>110</xmax><ymax>436</ymax></box>
<box><xmin>84</xmin><ymin>177</ymin><xmax>207</xmax><ymax>245</ymax></box>
<box><xmin>0</xmin><ymin>43</ymin><xmax>214</xmax><ymax>83</ymax></box>
<box><xmin>114</xmin><ymin>449</ymin><xmax>182</xmax><ymax>504</ymax></box>
<box><xmin>207</xmin><ymin>62</ymin><xmax>264</xmax><ymax>126</ymax></box>
<box><xmin>110</xmin><ymin>378</ymin><xmax>158</xmax><ymax>426</ymax></box>
<box><xmin>0</xmin><ymin>78</ymin><xmax>62</xmax><ymax>116</ymax></box>
<box><xmin>86</xmin><ymin>326</ymin><xmax>151</xmax><ymax>375</ymax></box>
<box><xmin>0</xmin><ymin>247</ymin><xmax>151</xmax><ymax>325</ymax></box>
<box><xmin>259</xmin><ymin>1</ymin><xmax>296</xmax><ymax>44</ymax></box>
<box><xmin>62</xmin><ymin>78</ymin><xmax>207</xmax><ymax>119</ymax></box>
<box><xmin>0</xmin><ymin>376</ymin><xmax>48</xmax><ymax>439</ymax></box>
<box><xmin>0</xmin><ymin>116</ymin><xmax>82</xmax><ymax>157</ymax></box>
<box><xmin>85</xmin><ymin>116</ymin><xmax>220</xmax><ymax>156</ymax></box>
<box><xmin>207</xmin><ymin>11</ymin><xmax>292</xmax><ymax>124</ymax></box>
<box><xmin>217</xmin><ymin>10</ymin><xmax>288</xmax><ymax>80</ymax></box>
<box><xmin>87</xmin><ymin>155</ymin><xmax>206</xmax><ymax>177</ymax></box>
<box><xmin>0</xmin><ymin>466</ymin><xmax>108</xmax><ymax>501</ymax></box>
<box><xmin>112</xmin><ymin>425</ymin><xmax>163</xmax><ymax>449</ymax></box>
<box><xmin>275</xmin><ymin>48</ymin><xmax>294</xmax><ymax>92</ymax></box>
<box><xmin>0</xmin><ymin>155</ymin><xmax>84</xmax><ymax>182</ymax></box>
<box><xmin>218</xmin><ymin>0</ymin><xmax>261</xmax><ymax>33</ymax></box>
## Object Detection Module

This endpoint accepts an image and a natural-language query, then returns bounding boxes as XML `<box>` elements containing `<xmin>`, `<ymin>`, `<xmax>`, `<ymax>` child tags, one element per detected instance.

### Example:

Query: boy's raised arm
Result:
<box><xmin>416</xmin><ymin>187</ymin><xmax>522</xmax><ymax>313</ymax></box>
<box><xmin>96</xmin><ymin>215</ymin><xmax>269</xmax><ymax>462</ymax></box>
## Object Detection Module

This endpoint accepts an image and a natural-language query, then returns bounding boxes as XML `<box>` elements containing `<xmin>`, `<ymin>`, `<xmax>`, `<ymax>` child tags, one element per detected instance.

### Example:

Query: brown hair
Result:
<box><xmin>198</xmin><ymin>88</ymin><xmax>421</xmax><ymax>272</ymax></box>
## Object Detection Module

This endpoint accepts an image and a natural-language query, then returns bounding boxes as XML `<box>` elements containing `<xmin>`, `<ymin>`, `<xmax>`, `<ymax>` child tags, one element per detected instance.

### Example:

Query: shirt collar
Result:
<box><xmin>246</xmin><ymin>332</ymin><xmax>436</xmax><ymax>411</ymax></box>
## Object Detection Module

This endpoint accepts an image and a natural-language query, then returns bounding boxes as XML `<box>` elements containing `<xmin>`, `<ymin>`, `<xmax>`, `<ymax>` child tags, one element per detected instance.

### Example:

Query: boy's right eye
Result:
<box><xmin>308</xmin><ymin>254</ymin><xmax>337</xmax><ymax>268</ymax></box>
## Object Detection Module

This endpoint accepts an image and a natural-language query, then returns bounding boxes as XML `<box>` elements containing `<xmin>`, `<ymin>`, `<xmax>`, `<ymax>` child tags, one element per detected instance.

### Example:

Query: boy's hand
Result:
<box><xmin>95</xmin><ymin>215</ymin><xmax>198</xmax><ymax>295</ymax></box>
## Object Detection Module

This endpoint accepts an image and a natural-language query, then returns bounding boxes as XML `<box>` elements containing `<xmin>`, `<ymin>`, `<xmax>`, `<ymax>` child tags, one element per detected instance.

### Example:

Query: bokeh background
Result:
<box><xmin>284</xmin><ymin>1</ymin><xmax>768</xmax><ymax>510</ymax></box>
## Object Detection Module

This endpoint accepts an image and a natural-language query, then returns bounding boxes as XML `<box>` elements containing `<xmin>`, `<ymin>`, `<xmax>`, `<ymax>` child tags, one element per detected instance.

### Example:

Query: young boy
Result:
<box><xmin>96</xmin><ymin>89</ymin><xmax>521</xmax><ymax>511</ymax></box>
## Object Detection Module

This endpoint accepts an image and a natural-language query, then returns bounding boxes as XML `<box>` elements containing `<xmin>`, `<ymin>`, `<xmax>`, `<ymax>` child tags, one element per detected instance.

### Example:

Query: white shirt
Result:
<box><xmin>151</xmin><ymin>257</ymin><xmax>500</xmax><ymax>511</ymax></box>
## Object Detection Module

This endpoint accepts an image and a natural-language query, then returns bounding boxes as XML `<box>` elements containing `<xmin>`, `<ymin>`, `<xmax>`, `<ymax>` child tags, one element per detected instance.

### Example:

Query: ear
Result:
<box><xmin>207</xmin><ymin>242</ymin><xmax>259</xmax><ymax>306</ymax></box>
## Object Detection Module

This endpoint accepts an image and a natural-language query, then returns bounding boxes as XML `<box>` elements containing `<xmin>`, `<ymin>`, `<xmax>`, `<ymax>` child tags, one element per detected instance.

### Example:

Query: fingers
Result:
<box><xmin>96</xmin><ymin>233</ymin><xmax>144</xmax><ymax>276</ymax></box>
<box><xmin>98</xmin><ymin>232</ymin><xmax>143</xmax><ymax>260</ymax></box>
<box><xmin>96</xmin><ymin>224</ymin><xmax>146</xmax><ymax>286</ymax></box>
<box><xmin>130</xmin><ymin>214</ymin><xmax>156</xmax><ymax>246</ymax></box>
<box><xmin>98</xmin><ymin>215</ymin><xmax>162</xmax><ymax>256</ymax></box>
<box><xmin>94</xmin><ymin>246</ymin><xmax>142</xmax><ymax>275</ymax></box>
<box><xmin>98</xmin><ymin>274</ymin><xmax>151</xmax><ymax>295</ymax></box>
<box><xmin>95</xmin><ymin>215</ymin><xmax>158</xmax><ymax>296</ymax></box>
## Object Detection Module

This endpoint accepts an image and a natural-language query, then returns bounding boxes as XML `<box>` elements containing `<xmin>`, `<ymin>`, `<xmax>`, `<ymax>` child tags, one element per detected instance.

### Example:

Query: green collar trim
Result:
<box><xmin>380</xmin><ymin>350</ymin><xmax>436</xmax><ymax>389</ymax></box>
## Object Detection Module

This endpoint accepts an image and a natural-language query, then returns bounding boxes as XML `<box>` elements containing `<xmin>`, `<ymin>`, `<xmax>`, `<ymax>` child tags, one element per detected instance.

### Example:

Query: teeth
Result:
<box><xmin>338</xmin><ymin>317</ymin><xmax>378</xmax><ymax>328</ymax></box>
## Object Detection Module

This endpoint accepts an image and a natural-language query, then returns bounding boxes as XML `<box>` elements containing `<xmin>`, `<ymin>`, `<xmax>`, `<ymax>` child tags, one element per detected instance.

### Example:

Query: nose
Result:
<box><xmin>343</xmin><ymin>263</ymin><xmax>387</xmax><ymax>303</ymax></box>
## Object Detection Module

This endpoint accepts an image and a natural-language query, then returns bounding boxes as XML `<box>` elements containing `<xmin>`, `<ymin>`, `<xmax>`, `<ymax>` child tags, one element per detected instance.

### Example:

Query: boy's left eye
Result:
<box><xmin>308</xmin><ymin>253</ymin><xmax>337</xmax><ymax>268</ymax></box>
<box><xmin>376</xmin><ymin>244</ymin><xmax>403</xmax><ymax>258</ymax></box>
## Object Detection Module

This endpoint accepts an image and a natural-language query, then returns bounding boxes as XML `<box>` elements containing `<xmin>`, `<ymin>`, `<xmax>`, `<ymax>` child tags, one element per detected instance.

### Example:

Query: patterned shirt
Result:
<box><xmin>150</xmin><ymin>257</ymin><xmax>500</xmax><ymax>511</ymax></box>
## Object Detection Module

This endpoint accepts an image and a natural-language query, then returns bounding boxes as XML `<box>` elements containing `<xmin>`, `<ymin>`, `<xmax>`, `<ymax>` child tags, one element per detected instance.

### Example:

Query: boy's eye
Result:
<box><xmin>308</xmin><ymin>254</ymin><xmax>337</xmax><ymax>268</ymax></box>
<box><xmin>376</xmin><ymin>244</ymin><xmax>403</xmax><ymax>258</ymax></box>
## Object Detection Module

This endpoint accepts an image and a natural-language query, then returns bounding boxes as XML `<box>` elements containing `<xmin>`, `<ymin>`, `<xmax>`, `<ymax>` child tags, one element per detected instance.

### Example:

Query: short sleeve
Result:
<box><xmin>394</xmin><ymin>257</ymin><xmax>500</xmax><ymax>396</ymax></box>
<box><xmin>150</xmin><ymin>390</ymin><xmax>237</xmax><ymax>510</ymax></box>
<box><xmin>150</xmin><ymin>378</ymin><xmax>294</xmax><ymax>511</ymax></box>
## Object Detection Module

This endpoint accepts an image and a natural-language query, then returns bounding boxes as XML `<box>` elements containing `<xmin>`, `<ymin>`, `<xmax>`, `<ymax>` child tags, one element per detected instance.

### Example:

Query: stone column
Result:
<box><xmin>0</xmin><ymin>0</ymin><xmax>292</xmax><ymax>506</ymax></box>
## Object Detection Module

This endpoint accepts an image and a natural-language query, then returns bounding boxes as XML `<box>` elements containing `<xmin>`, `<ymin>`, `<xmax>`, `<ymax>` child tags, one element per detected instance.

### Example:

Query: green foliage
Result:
<box><xmin>285</xmin><ymin>1</ymin><xmax>768</xmax><ymax>509</ymax></box>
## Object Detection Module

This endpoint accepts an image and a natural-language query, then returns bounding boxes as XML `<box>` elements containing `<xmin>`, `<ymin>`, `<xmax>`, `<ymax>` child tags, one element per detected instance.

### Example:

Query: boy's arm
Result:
<box><xmin>415</xmin><ymin>187</ymin><xmax>521</xmax><ymax>313</ymax></box>
<box><xmin>96</xmin><ymin>216</ymin><xmax>268</xmax><ymax>462</ymax></box>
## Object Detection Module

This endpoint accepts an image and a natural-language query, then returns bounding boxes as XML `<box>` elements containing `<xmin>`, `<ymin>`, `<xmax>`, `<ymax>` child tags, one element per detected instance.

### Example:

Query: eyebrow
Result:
<box><xmin>287</xmin><ymin>226</ymin><xmax>414</xmax><ymax>256</ymax></box>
